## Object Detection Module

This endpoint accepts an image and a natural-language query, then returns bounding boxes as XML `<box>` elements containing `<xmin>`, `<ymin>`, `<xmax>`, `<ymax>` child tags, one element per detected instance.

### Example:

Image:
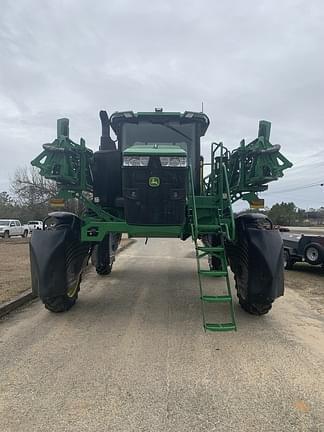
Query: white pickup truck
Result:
<box><xmin>27</xmin><ymin>220</ymin><xmax>43</xmax><ymax>232</ymax></box>
<box><xmin>0</xmin><ymin>219</ymin><xmax>29</xmax><ymax>239</ymax></box>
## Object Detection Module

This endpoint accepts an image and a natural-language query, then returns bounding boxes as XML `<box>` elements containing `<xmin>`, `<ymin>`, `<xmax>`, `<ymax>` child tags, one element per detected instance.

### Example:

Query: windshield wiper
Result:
<box><xmin>147</xmin><ymin>121</ymin><xmax>192</xmax><ymax>142</ymax></box>
<box><xmin>162</xmin><ymin>124</ymin><xmax>192</xmax><ymax>141</ymax></box>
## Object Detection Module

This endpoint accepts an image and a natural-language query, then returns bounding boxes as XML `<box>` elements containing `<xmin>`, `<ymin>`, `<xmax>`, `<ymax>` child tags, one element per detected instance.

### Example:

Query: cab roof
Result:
<box><xmin>110</xmin><ymin>110</ymin><xmax>210</xmax><ymax>137</ymax></box>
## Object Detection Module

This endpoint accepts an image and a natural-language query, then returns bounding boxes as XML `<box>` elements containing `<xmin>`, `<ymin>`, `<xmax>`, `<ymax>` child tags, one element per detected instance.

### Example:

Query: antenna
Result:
<box><xmin>201</xmin><ymin>101</ymin><xmax>204</xmax><ymax>113</ymax></box>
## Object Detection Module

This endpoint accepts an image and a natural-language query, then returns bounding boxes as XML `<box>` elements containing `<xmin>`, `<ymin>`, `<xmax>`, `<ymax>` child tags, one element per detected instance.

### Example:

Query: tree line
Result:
<box><xmin>267</xmin><ymin>202</ymin><xmax>324</xmax><ymax>226</ymax></box>
<box><xmin>238</xmin><ymin>202</ymin><xmax>324</xmax><ymax>226</ymax></box>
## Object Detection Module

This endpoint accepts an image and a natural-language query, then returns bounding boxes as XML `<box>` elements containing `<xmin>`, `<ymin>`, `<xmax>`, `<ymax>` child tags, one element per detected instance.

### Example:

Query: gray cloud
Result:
<box><xmin>0</xmin><ymin>0</ymin><xmax>323</xmax><ymax>208</ymax></box>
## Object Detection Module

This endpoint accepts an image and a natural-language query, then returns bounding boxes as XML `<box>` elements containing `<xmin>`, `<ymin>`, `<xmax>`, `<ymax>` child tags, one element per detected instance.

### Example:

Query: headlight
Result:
<box><xmin>160</xmin><ymin>156</ymin><xmax>187</xmax><ymax>167</ymax></box>
<box><xmin>123</xmin><ymin>156</ymin><xmax>150</xmax><ymax>167</ymax></box>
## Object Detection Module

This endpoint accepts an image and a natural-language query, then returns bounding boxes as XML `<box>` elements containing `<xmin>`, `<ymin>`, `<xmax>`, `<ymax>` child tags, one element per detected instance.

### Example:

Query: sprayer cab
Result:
<box><xmin>111</xmin><ymin>110</ymin><xmax>209</xmax><ymax>184</ymax></box>
<box><xmin>93</xmin><ymin>110</ymin><xmax>210</xmax><ymax>225</ymax></box>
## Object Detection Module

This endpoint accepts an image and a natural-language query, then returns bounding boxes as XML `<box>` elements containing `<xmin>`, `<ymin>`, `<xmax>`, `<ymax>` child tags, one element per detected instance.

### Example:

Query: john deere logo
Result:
<box><xmin>149</xmin><ymin>176</ymin><xmax>160</xmax><ymax>187</ymax></box>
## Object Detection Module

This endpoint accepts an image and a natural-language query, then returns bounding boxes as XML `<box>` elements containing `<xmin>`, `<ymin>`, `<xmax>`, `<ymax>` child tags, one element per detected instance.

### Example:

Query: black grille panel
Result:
<box><xmin>123</xmin><ymin>164</ymin><xmax>187</xmax><ymax>225</ymax></box>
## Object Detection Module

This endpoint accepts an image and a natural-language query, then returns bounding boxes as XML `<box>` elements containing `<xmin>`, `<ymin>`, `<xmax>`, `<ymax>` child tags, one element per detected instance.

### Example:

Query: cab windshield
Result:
<box><xmin>0</xmin><ymin>220</ymin><xmax>10</xmax><ymax>226</ymax></box>
<box><xmin>121</xmin><ymin>122</ymin><xmax>196</xmax><ymax>165</ymax></box>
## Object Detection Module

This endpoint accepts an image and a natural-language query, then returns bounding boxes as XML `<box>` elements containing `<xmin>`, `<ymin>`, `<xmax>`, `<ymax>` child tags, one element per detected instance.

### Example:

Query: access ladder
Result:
<box><xmin>189</xmin><ymin>142</ymin><xmax>237</xmax><ymax>332</ymax></box>
<box><xmin>192</xmin><ymin>228</ymin><xmax>236</xmax><ymax>332</ymax></box>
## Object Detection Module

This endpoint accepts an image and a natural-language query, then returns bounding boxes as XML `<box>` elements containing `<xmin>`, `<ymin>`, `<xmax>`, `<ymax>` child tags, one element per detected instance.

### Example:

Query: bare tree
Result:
<box><xmin>7</xmin><ymin>166</ymin><xmax>57</xmax><ymax>221</ymax></box>
<box><xmin>10</xmin><ymin>166</ymin><xmax>82</xmax><ymax>220</ymax></box>
<box><xmin>11</xmin><ymin>166</ymin><xmax>57</xmax><ymax>206</ymax></box>
<box><xmin>0</xmin><ymin>191</ymin><xmax>15</xmax><ymax>218</ymax></box>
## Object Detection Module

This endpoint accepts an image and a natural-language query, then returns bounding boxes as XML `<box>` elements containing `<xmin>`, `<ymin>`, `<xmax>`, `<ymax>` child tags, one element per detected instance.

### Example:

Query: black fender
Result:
<box><xmin>30</xmin><ymin>212</ymin><xmax>90</xmax><ymax>300</ymax></box>
<box><xmin>228</xmin><ymin>213</ymin><xmax>284</xmax><ymax>304</ymax></box>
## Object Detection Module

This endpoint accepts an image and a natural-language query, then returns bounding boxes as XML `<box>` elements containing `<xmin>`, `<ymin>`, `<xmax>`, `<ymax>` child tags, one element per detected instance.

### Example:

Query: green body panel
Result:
<box><xmin>81</xmin><ymin>221</ymin><xmax>184</xmax><ymax>241</ymax></box>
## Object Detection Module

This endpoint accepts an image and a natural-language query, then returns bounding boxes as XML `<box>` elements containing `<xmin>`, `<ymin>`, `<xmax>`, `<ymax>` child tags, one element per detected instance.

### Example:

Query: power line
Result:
<box><xmin>265</xmin><ymin>180</ymin><xmax>324</xmax><ymax>194</ymax></box>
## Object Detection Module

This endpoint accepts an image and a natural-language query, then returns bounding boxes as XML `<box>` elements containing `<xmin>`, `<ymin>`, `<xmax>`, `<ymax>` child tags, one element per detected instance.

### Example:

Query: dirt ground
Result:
<box><xmin>0</xmin><ymin>237</ymin><xmax>132</xmax><ymax>305</ymax></box>
<box><xmin>284</xmin><ymin>262</ymin><xmax>324</xmax><ymax>313</ymax></box>
<box><xmin>0</xmin><ymin>238</ymin><xmax>323</xmax><ymax>307</ymax></box>
<box><xmin>0</xmin><ymin>238</ymin><xmax>31</xmax><ymax>304</ymax></box>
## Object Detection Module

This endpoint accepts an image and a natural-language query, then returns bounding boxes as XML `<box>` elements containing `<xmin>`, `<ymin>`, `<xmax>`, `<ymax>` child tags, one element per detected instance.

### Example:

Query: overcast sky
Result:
<box><xmin>0</xmin><ymin>0</ymin><xmax>323</xmax><ymax>209</ymax></box>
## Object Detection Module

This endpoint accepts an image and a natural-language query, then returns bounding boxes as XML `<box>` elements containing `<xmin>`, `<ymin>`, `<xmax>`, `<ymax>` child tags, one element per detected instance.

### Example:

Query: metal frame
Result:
<box><xmin>31</xmin><ymin>115</ymin><xmax>292</xmax><ymax>245</ymax></box>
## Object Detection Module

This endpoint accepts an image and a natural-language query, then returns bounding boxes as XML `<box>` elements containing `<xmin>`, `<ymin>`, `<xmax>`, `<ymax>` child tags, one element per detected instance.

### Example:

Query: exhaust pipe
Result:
<box><xmin>99</xmin><ymin>110</ymin><xmax>116</xmax><ymax>150</ymax></box>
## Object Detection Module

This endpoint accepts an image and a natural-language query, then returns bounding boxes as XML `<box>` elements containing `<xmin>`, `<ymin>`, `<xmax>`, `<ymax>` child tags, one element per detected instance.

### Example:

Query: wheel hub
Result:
<box><xmin>306</xmin><ymin>247</ymin><xmax>319</xmax><ymax>262</ymax></box>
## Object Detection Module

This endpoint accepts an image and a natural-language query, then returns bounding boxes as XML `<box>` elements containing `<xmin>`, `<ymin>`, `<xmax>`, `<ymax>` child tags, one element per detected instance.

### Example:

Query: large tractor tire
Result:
<box><xmin>43</xmin><ymin>243</ymin><xmax>83</xmax><ymax>313</ymax></box>
<box><xmin>202</xmin><ymin>234</ymin><xmax>222</xmax><ymax>271</ymax></box>
<box><xmin>238</xmin><ymin>296</ymin><xmax>272</xmax><ymax>315</ymax></box>
<box><xmin>43</xmin><ymin>276</ymin><xmax>81</xmax><ymax>313</ymax></box>
<box><xmin>227</xmin><ymin>213</ymin><xmax>284</xmax><ymax>316</ymax></box>
<box><xmin>95</xmin><ymin>260</ymin><xmax>112</xmax><ymax>275</ymax></box>
<box><xmin>30</xmin><ymin>212</ymin><xmax>90</xmax><ymax>313</ymax></box>
<box><xmin>91</xmin><ymin>233</ymin><xmax>121</xmax><ymax>276</ymax></box>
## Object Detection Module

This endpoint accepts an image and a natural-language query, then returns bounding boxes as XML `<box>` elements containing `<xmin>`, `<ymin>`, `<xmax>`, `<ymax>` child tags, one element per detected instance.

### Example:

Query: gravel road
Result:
<box><xmin>1</xmin><ymin>238</ymin><xmax>323</xmax><ymax>432</ymax></box>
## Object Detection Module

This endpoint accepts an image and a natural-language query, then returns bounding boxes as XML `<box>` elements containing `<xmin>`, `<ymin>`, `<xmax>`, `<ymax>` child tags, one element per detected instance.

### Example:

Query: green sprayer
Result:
<box><xmin>30</xmin><ymin>109</ymin><xmax>292</xmax><ymax>331</ymax></box>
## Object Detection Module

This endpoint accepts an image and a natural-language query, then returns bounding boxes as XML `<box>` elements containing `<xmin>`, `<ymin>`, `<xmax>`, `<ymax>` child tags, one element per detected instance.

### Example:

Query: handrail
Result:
<box><xmin>188</xmin><ymin>167</ymin><xmax>199</xmax><ymax>240</ymax></box>
<box><xmin>222</xmin><ymin>163</ymin><xmax>235</xmax><ymax>241</ymax></box>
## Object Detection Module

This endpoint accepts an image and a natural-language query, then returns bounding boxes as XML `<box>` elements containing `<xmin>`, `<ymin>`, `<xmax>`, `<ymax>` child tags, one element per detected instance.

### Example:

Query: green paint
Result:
<box><xmin>81</xmin><ymin>221</ymin><xmax>183</xmax><ymax>241</ymax></box>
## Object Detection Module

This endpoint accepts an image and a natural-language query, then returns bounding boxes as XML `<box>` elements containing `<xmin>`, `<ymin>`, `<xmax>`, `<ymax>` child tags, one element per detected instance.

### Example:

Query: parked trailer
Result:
<box><xmin>281</xmin><ymin>232</ymin><xmax>324</xmax><ymax>269</ymax></box>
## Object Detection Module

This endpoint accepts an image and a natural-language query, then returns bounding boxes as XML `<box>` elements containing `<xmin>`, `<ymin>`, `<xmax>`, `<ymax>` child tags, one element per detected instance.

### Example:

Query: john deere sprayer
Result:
<box><xmin>30</xmin><ymin>109</ymin><xmax>292</xmax><ymax>331</ymax></box>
